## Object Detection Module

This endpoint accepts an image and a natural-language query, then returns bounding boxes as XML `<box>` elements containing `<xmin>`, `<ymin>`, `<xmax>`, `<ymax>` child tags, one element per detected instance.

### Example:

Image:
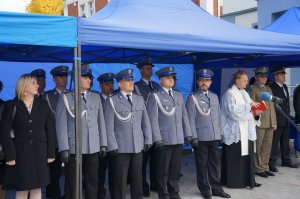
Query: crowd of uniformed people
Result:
<box><xmin>0</xmin><ymin>59</ymin><xmax>299</xmax><ymax>199</ymax></box>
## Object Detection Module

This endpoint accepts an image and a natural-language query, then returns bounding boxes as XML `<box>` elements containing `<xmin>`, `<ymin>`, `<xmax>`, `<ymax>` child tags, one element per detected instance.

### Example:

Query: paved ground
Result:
<box><xmin>40</xmin><ymin>143</ymin><xmax>300</xmax><ymax>199</ymax></box>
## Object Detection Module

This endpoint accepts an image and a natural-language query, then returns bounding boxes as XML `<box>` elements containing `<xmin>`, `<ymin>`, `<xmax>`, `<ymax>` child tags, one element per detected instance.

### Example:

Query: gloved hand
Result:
<box><xmin>191</xmin><ymin>138</ymin><xmax>198</xmax><ymax>149</ymax></box>
<box><xmin>108</xmin><ymin>149</ymin><xmax>118</xmax><ymax>158</ymax></box>
<box><xmin>99</xmin><ymin>146</ymin><xmax>107</xmax><ymax>158</ymax></box>
<box><xmin>60</xmin><ymin>150</ymin><xmax>70</xmax><ymax>164</ymax></box>
<box><xmin>184</xmin><ymin>136</ymin><xmax>192</xmax><ymax>145</ymax></box>
<box><xmin>297</xmin><ymin>124</ymin><xmax>300</xmax><ymax>132</ymax></box>
<box><xmin>154</xmin><ymin>140</ymin><xmax>164</xmax><ymax>151</ymax></box>
<box><xmin>0</xmin><ymin>145</ymin><xmax>5</xmax><ymax>161</ymax></box>
<box><xmin>143</xmin><ymin>144</ymin><xmax>152</xmax><ymax>153</ymax></box>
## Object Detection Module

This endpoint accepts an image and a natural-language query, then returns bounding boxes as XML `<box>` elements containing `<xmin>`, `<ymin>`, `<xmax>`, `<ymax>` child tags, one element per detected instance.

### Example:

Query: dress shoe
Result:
<box><xmin>212</xmin><ymin>192</ymin><xmax>231</xmax><ymax>198</ymax></box>
<box><xmin>256</xmin><ymin>172</ymin><xmax>268</xmax><ymax>178</ymax></box>
<box><xmin>143</xmin><ymin>188</ymin><xmax>150</xmax><ymax>197</ymax></box>
<box><xmin>265</xmin><ymin>171</ymin><xmax>275</xmax><ymax>176</ymax></box>
<box><xmin>269</xmin><ymin>167</ymin><xmax>278</xmax><ymax>172</ymax></box>
<box><xmin>150</xmin><ymin>186</ymin><xmax>158</xmax><ymax>192</ymax></box>
<box><xmin>254</xmin><ymin>182</ymin><xmax>262</xmax><ymax>187</ymax></box>
<box><xmin>282</xmin><ymin>162</ymin><xmax>299</xmax><ymax>168</ymax></box>
<box><xmin>202</xmin><ymin>194</ymin><xmax>212</xmax><ymax>199</ymax></box>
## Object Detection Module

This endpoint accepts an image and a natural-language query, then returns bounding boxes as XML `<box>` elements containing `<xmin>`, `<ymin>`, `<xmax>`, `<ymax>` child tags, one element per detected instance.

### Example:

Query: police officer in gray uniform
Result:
<box><xmin>30</xmin><ymin>68</ymin><xmax>46</xmax><ymax>97</ymax></box>
<box><xmin>44</xmin><ymin>65</ymin><xmax>69</xmax><ymax>199</ymax></box>
<box><xmin>104</xmin><ymin>68</ymin><xmax>152</xmax><ymax>199</ymax></box>
<box><xmin>186</xmin><ymin>69</ymin><xmax>231</xmax><ymax>199</ymax></box>
<box><xmin>146</xmin><ymin>66</ymin><xmax>192</xmax><ymax>199</ymax></box>
<box><xmin>55</xmin><ymin>65</ymin><xmax>107</xmax><ymax>199</ymax></box>
<box><xmin>96</xmin><ymin>72</ymin><xmax>115</xmax><ymax>199</ymax></box>
<box><xmin>134</xmin><ymin>58</ymin><xmax>160</xmax><ymax>197</ymax></box>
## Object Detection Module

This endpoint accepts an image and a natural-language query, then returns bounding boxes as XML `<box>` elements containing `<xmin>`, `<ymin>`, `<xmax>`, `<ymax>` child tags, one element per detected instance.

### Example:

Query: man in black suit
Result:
<box><xmin>97</xmin><ymin>72</ymin><xmax>115</xmax><ymax>199</ymax></box>
<box><xmin>269</xmin><ymin>66</ymin><xmax>299</xmax><ymax>172</ymax></box>
<box><xmin>294</xmin><ymin>84</ymin><xmax>300</xmax><ymax>128</ymax></box>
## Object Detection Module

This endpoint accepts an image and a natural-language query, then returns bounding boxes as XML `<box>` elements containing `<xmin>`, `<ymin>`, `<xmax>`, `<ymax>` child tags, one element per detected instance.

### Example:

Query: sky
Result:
<box><xmin>0</xmin><ymin>0</ymin><xmax>30</xmax><ymax>13</ymax></box>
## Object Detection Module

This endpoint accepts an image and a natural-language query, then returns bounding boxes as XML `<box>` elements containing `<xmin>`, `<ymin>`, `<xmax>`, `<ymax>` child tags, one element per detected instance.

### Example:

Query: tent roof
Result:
<box><xmin>264</xmin><ymin>7</ymin><xmax>300</xmax><ymax>35</ymax></box>
<box><xmin>0</xmin><ymin>11</ymin><xmax>77</xmax><ymax>62</ymax></box>
<box><xmin>78</xmin><ymin>0</ymin><xmax>300</xmax><ymax>64</ymax></box>
<box><xmin>200</xmin><ymin>6</ymin><xmax>300</xmax><ymax>69</ymax></box>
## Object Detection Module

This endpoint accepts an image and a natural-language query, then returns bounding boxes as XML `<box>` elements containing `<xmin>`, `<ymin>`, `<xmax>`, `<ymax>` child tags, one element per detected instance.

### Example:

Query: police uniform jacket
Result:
<box><xmin>146</xmin><ymin>87</ymin><xmax>192</xmax><ymax>145</ymax></box>
<box><xmin>269</xmin><ymin>82</ymin><xmax>290</xmax><ymax>127</ymax></box>
<box><xmin>134</xmin><ymin>79</ymin><xmax>160</xmax><ymax>102</ymax></box>
<box><xmin>185</xmin><ymin>89</ymin><xmax>222</xmax><ymax>141</ymax></box>
<box><xmin>249</xmin><ymin>82</ymin><xmax>277</xmax><ymax>128</ymax></box>
<box><xmin>0</xmin><ymin>98</ymin><xmax>55</xmax><ymax>190</ymax></box>
<box><xmin>55</xmin><ymin>91</ymin><xmax>107</xmax><ymax>154</ymax></box>
<box><xmin>104</xmin><ymin>92</ymin><xmax>152</xmax><ymax>153</ymax></box>
<box><xmin>43</xmin><ymin>88</ymin><xmax>62</xmax><ymax>147</ymax></box>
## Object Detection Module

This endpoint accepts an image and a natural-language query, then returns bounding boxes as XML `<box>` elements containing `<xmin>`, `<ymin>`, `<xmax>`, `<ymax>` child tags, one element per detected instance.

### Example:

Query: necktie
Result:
<box><xmin>205</xmin><ymin>93</ymin><xmax>210</xmax><ymax>105</ymax></box>
<box><xmin>149</xmin><ymin>81</ymin><xmax>153</xmax><ymax>91</ymax></box>
<box><xmin>81</xmin><ymin>93</ymin><xmax>86</xmax><ymax>104</ymax></box>
<box><xmin>126</xmin><ymin>94</ymin><xmax>133</xmax><ymax>106</ymax></box>
<box><xmin>282</xmin><ymin>86</ymin><xmax>287</xmax><ymax>97</ymax></box>
<box><xmin>168</xmin><ymin>90</ymin><xmax>174</xmax><ymax>101</ymax></box>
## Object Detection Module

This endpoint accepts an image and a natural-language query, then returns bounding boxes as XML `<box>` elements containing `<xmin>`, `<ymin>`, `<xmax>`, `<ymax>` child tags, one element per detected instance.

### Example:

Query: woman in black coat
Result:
<box><xmin>0</xmin><ymin>74</ymin><xmax>55</xmax><ymax>199</ymax></box>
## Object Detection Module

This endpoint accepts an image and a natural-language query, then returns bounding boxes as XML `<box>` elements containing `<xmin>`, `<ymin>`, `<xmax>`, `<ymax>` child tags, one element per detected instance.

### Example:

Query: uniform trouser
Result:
<box><xmin>156</xmin><ymin>145</ymin><xmax>182</xmax><ymax>199</ymax></box>
<box><xmin>269</xmin><ymin>126</ymin><xmax>291</xmax><ymax>168</ymax></box>
<box><xmin>110</xmin><ymin>152</ymin><xmax>143</xmax><ymax>199</ymax></box>
<box><xmin>142</xmin><ymin>147</ymin><xmax>157</xmax><ymax>192</ymax></box>
<box><xmin>65</xmin><ymin>153</ymin><xmax>99</xmax><ymax>199</ymax></box>
<box><xmin>98</xmin><ymin>156</ymin><xmax>108</xmax><ymax>199</ymax></box>
<box><xmin>46</xmin><ymin>151</ymin><xmax>62</xmax><ymax>198</ymax></box>
<box><xmin>255</xmin><ymin>127</ymin><xmax>274</xmax><ymax>173</ymax></box>
<box><xmin>194</xmin><ymin>141</ymin><xmax>223</xmax><ymax>196</ymax></box>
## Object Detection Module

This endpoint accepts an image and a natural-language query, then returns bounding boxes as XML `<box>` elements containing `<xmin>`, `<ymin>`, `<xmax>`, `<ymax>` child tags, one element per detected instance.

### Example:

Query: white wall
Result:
<box><xmin>235</xmin><ymin>10</ymin><xmax>257</xmax><ymax>28</ymax></box>
<box><xmin>223</xmin><ymin>0</ymin><xmax>257</xmax><ymax>15</ymax></box>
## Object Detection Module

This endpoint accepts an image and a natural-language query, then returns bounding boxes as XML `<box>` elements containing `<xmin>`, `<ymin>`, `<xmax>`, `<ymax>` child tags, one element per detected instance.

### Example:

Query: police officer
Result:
<box><xmin>269</xmin><ymin>66</ymin><xmax>299</xmax><ymax>171</ymax></box>
<box><xmin>134</xmin><ymin>58</ymin><xmax>160</xmax><ymax>101</ymax></box>
<box><xmin>146</xmin><ymin>66</ymin><xmax>192</xmax><ymax>199</ymax></box>
<box><xmin>30</xmin><ymin>69</ymin><xmax>46</xmax><ymax>97</ymax></box>
<box><xmin>249</xmin><ymin>67</ymin><xmax>277</xmax><ymax>178</ymax></box>
<box><xmin>44</xmin><ymin>65</ymin><xmax>69</xmax><ymax>199</ymax></box>
<box><xmin>55</xmin><ymin>64</ymin><xmax>107</xmax><ymax>199</ymax></box>
<box><xmin>104</xmin><ymin>68</ymin><xmax>152</xmax><ymax>199</ymax></box>
<box><xmin>186</xmin><ymin>69</ymin><xmax>230</xmax><ymax>199</ymax></box>
<box><xmin>134</xmin><ymin>58</ymin><xmax>160</xmax><ymax>197</ymax></box>
<box><xmin>96</xmin><ymin>72</ymin><xmax>115</xmax><ymax>199</ymax></box>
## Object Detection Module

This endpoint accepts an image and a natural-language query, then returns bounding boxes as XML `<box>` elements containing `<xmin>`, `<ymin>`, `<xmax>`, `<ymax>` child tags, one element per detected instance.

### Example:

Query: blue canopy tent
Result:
<box><xmin>0</xmin><ymin>11</ymin><xmax>83</xmax><ymax>199</ymax></box>
<box><xmin>0</xmin><ymin>11</ymin><xmax>77</xmax><ymax>62</ymax></box>
<box><xmin>264</xmin><ymin>6</ymin><xmax>300</xmax><ymax>151</ymax></box>
<box><xmin>199</xmin><ymin>7</ymin><xmax>300</xmax><ymax>70</ymax></box>
<box><xmin>78</xmin><ymin>0</ymin><xmax>300</xmax><ymax>65</ymax></box>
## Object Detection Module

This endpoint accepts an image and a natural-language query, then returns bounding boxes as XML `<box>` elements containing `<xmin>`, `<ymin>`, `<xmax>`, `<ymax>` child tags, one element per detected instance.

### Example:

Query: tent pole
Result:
<box><xmin>74</xmin><ymin>45</ymin><xmax>83</xmax><ymax>199</ymax></box>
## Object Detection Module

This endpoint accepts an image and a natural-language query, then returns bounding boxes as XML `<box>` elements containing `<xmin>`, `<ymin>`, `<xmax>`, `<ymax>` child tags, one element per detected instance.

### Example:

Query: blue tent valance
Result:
<box><xmin>0</xmin><ymin>11</ymin><xmax>77</xmax><ymax>47</ymax></box>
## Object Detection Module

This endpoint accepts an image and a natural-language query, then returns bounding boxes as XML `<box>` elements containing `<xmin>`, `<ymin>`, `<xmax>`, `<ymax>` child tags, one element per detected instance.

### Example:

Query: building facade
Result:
<box><xmin>65</xmin><ymin>0</ymin><xmax>222</xmax><ymax>17</ymax></box>
<box><xmin>221</xmin><ymin>0</ymin><xmax>257</xmax><ymax>28</ymax></box>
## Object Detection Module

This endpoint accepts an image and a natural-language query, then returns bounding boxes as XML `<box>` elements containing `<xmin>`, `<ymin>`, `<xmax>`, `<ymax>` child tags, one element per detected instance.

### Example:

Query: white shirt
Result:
<box><xmin>55</xmin><ymin>88</ymin><xmax>63</xmax><ymax>95</ymax></box>
<box><xmin>142</xmin><ymin>78</ymin><xmax>150</xmax><ymax>85</ymax></box>
<box><xmin>121</xmin><ymin>91</ymin><xmax>133</xmax><ymax>102</ymax></box>
<box><xmin>102</xmin><ymin>93</ymin><xmax>108</xmax><ymax>100</ymax></box>
<box><xmin>162</xmin><ymin>87</ymin><xmax>173</xmax><ymax>97</ymax></box>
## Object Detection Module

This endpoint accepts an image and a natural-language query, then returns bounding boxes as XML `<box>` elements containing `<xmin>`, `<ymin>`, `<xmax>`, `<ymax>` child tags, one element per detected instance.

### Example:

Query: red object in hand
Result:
<box><xmin>251</xmin><ymin>101</ymin><xmax>268</xmax><ymax>113</ymax></box>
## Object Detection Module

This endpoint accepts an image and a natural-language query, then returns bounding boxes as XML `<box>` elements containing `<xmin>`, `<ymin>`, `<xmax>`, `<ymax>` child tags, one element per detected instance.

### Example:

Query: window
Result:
<box><xmin>80</xmin><ymin>4</ymin><xmax>86</xmax><ymax>17</ymax></box>
<box><xmin>88</xmin><ymin>1</ymin><xmax>94</xmax><ymax>16</ymax></box>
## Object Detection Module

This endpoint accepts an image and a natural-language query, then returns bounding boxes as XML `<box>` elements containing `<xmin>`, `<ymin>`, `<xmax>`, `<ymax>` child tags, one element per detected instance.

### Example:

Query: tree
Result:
<box><xmin>26</xmin><ymin>0</ymin><xmax>64</xmax><ymax>15</ymax></box>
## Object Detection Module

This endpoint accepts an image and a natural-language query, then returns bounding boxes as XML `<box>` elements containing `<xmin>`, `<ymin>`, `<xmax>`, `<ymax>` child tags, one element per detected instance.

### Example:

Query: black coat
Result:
<box><xmin>0</xmin><ymin>97</ymin><xmax>55</xmax><ymax>190</ymax></box>
<box><xmin>269</xmin><ymin>82</ymin><xmax>290</xmax><ymax>127</ymax></box>
<box><xmin>294</xmin><ymin>85</ymin><xmax>300</xmax><ymax>124</ymax></box>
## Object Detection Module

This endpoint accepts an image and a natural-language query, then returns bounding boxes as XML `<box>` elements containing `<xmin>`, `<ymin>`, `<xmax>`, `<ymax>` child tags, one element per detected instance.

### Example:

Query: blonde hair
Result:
<box><xmin>15</xmin><ymin>74</ymin><xmax>36</xmax><ymax>100</ymax></box>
